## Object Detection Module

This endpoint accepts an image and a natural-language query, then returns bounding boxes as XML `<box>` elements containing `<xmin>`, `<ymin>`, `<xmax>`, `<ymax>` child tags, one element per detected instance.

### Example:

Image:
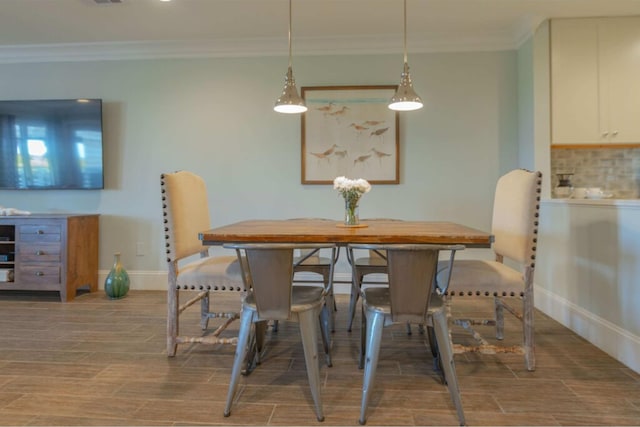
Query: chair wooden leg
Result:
<box><xmin>224</xmin><ymin>307</ymin><xmax>254</xmax><ymax>417</ymax></box>
<box><xmin>167</xmin><ymin>287</ymin><xmax>178</xmax><ymax>357</ymax></box>
<box><xmin>298</xmin><ymin>307</ymin><xmax>325</xmax><ymax>422</ymax></box>
<box><xmin>200</xmin><ymin>291</ymin><xmax>210</xmax><ymax>330</ymax></box>
<box><xmin>359</xmin><ymin>309</ymin><xmax>384</xmax><ymax>425</ymax></box>
<box><xmin>432</xmin><ymin>308</ymin><xmax>465</xmax><ymax>426</ymax></box>
<box><xmin>494</xmin><ymin>297</ymin><xmax>504</xmax><ymax>340</ymax></box>
<box><xmin>523</xmin><ymin>290</ymin><xmax>536</xmax><ymax>371</ymax></box>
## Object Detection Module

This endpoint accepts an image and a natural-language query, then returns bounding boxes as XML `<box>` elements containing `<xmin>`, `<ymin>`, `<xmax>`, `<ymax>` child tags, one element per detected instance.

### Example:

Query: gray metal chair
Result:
<box><xmin>223</xmin><ymin>243</ymin><xmax>337</xmax><ymax>422</ymax></box>
<box><xmin>161</xmin><ymin>170</ymin><xmax>246</xmax><ymax>357</ymax></box>
<box><xmin>294</xmin><ymin>248</ymin><xmax>340</xmax><ymax>329</ymax></box>
<box><xmin>347</xmin><ymin>248</ymin><xmax>386</xmax><ymax>332</ymax></box>
<box><xmin>350</xmin><ymin>243</ymin><xmax>465</xmax><ymax>426</ymax></box>
<box><xmin>347</xmin><ymin>218</ymin><xmax>403</xmax><ymax>332</ymax></box>
<box><xmin>437</xmin><ymin>169</ymin><xmax>542</xmax><ymax>371</ymax></box>
<box><xmin>290</xmin><ymin>218</ymin><xmax>340</xmax><ymax>333</ymax></box>
<box><xmin>266</xmin><ymin>218</ymin><xmax>340</xmax><ymax>358</ymax></box>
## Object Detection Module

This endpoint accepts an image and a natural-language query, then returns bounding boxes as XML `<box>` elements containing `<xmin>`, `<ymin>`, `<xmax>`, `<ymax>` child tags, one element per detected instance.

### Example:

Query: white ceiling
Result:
<box><xmin>1</xmin><ymin>0</ymin><xmax>640</xmax><ymax>62</ymax></box>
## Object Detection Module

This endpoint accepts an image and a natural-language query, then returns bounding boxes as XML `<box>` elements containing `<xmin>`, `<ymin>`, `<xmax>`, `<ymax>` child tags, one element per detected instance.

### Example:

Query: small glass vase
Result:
<box><xmin>104</xmin><ymin>252</ymin><xmax>130</xmax><ymax>300</ymax></box>
<box><xmin>344</xmin><ymin>199</ymin><xmax>360</xmax><ymax>226</ymax></box>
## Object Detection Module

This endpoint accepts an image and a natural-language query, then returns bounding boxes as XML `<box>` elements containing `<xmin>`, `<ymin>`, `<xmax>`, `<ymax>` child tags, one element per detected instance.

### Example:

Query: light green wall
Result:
<box><xmin>517</xmin><ymin>21</ymin><xmax>551</xmax><ymax>185</ymax></box>
<box><xmin>517</xmin><ymin>37</ymin><xmax>535</xmax><ymax>170</ymax></box>
<box><xmin>532</xmin><ymin>20</ymin><xmax>552</xmax><ymax>197</ymax></box>
<box><xmin>0</xmin><ymin>51</ymin><xmax>519</xmax><ymax>280</ymax></box>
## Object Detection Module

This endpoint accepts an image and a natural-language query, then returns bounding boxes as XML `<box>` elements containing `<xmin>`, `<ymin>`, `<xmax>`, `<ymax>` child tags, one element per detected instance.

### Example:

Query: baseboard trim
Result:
<box><xmin>535</xmin><ymin>284</ymin><xmax>640</xmax><ymax>374</ymax></box>
<box><xmin>99</xmin><ymin>270</ymin><xmax>166</xmax><ymax>291</ymax></box>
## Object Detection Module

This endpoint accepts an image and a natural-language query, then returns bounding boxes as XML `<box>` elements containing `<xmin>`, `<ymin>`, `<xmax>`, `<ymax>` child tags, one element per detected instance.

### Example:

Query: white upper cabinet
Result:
<box><xmin>551</xmin><ymin>17</ymin><xmax>640</xmax><ymax>145</ymax></box>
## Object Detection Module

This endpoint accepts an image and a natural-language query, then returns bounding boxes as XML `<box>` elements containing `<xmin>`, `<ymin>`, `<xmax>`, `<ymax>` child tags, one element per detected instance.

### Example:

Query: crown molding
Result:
<box><xmin>513</xmin><ymin>16</ymin><xmax>548</xmax><ymax>49</ymax></box>
<box><xmin>0</xmin><ymin>32</ymin><xmax>521</xmax><ymax>64</ymax></box>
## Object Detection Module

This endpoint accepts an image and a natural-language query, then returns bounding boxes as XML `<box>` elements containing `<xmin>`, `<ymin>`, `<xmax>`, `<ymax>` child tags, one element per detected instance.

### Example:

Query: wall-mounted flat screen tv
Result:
<box><xmin>0</xmin><ymin>98</ymin><xmax>103</xmax><ymax>190</ymax></box>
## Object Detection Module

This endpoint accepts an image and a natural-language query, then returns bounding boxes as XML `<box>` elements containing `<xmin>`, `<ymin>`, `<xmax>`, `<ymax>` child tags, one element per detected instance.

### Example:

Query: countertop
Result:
<box><xmin>545</xmin><ymin>198</ymin><xmax>640</xmax><ymax>208</ymax></box>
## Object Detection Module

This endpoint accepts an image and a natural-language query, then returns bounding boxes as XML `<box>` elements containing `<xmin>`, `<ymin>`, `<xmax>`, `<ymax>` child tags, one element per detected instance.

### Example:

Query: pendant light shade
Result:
<box><xmin>274</xmin><ymin>66</ymin><xmax>307</xmax><ymax>113</ymax></box>
<box><xmin>274</xmin><ymin>0</ymin><xmax>307</xmax><ymax>114</ymax></box>
<box><xmin>389</xmin><ymin>0</ymin><xmax>423</xmax><ymax>111</ymax></box>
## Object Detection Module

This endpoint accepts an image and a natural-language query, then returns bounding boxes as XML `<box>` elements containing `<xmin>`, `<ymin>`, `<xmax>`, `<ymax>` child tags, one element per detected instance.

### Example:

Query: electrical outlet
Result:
<box><xmin>136</xmin><ymin>242</ymin><xmax>145</xmax><ymax>256</ymax></box>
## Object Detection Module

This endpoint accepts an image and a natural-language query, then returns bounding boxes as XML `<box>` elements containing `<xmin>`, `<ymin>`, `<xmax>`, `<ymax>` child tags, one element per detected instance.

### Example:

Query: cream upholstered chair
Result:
<box><xmin>350</xmin><ymin>243</ymin><xmax>466</xmax><ymax>426</ymax></box>
<box><xmin>223</xmin><ymin>243</ymin><xmax>337</xmax><ymax>422</ymax></box>
<box><xmin>437</xmin><ymin>169</ymin><xmax>542</xmax><ymax>371</ymax></box>
<box><xmin>161</xmin><ymin>170</ymin><xmax>246</xmax><ymax>357</ymax></box>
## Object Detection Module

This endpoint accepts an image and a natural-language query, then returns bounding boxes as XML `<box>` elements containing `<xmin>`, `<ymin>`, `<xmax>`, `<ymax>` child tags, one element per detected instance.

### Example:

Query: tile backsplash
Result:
<box><xmin>550</xmin><ymin>147</ymin><xmax>640</xmax><ymax>199</ymax></box>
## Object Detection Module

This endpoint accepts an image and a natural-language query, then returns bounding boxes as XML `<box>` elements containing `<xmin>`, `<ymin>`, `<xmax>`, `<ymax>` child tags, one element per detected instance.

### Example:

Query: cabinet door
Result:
<box><xmin>600</xmin><ymin>17</ymin><xmax>640</xmax><ymax>144</ymax></box>
<box><xmin>551</xmin><ymin>18</ymin><xmax>602</xmax><ymax>144</ymax></box>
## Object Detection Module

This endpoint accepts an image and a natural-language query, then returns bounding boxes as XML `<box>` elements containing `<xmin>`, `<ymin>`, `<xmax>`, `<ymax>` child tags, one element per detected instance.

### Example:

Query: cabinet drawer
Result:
<box><xmin>15</xmin><ymin>265</ymin><xmax>61</xmax><ymax>285</ymax></box>
<box><xmin>18</xmin><ymin>224</ymin><xmax>62</xmax><ymax>242</ymax></box>
<box><xmin>18</xmin><ymin>242</ymin><xmax>61</xmax><ymax>262</ymax></box>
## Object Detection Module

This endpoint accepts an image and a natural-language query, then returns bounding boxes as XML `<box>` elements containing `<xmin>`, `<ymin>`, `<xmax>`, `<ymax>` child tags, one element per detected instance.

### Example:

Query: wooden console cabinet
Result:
<box><xmin>0</xmin><ymin>214</ymin><xmax>99</xmax><ymax>302</ymax></box>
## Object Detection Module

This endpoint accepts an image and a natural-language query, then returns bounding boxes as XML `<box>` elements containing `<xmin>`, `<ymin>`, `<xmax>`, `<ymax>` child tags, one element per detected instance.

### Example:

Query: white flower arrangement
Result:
<box><xmin>333</xmin><ymin>176</ymin><xmax>371</xmax><ymax>209</ymax></box>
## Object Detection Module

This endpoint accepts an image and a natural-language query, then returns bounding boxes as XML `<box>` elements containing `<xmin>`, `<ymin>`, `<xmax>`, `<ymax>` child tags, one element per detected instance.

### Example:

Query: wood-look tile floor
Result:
<box><xmin>0</xmin><ymin>290</ymin><xmax>639</xmax><ymax>426</ymax></box>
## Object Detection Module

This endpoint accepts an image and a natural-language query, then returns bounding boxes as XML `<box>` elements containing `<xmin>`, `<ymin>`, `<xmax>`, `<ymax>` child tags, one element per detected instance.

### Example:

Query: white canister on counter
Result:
<box><xmin>586</xmin><ymin>188</ymin><xmax>605</xmax><ymax>199</ymax></box>
<box><xmin>572</xmin><ymin>188</ymin><xmax>587</xmax><ymax>199</ymax></box>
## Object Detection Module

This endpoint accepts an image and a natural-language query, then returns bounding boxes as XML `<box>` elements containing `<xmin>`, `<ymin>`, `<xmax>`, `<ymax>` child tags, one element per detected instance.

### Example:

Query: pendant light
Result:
<box><xmin>389</xmin><ymin>0</ymin><xmax>423</xmax><ymax>111</ymax></box>
<box><xmin>274</xmin><ymin>0</ymin><xmax>307</xmax><ymax>114</ymax></box>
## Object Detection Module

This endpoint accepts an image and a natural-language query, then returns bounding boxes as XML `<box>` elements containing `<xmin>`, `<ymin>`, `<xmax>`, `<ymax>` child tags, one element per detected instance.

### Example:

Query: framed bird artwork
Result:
<box><xmin>301</xmin><ymin>85</ymin><xmax>399</xmax><ymax>185</ymax></box>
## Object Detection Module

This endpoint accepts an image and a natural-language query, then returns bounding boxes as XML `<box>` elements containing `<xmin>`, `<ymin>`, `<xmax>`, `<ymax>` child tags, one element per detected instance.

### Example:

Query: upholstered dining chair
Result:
<box><xmin>161</xmin><ymin>170</ymin><xmax>246</xmax><ymax>357</ymax></box>
<box><xmin>436</xmin><ymin>169</ymin><xmax>542</xmax><ymax>371</ymax></box>
<box><xmin>222</xmin><ymin>243</ymin><xmax>337</xmax><ymax>422</ymax></box>
<box><xmin>349</xmin><ymin>243</ymin><xmax>466</xmax><ymax>426</ymax></box>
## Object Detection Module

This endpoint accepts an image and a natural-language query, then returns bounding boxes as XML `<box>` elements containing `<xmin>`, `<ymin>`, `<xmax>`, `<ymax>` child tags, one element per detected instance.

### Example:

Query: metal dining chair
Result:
<box><xmin>347</xmin><ymin>218</ymin><xmax>404</xmax><ymax>332</ymax></box>
<box><xmin>437</xmin><ymin>169</ymin><xmax>542</xmax><ymax>371</ymax></box>
<box><xmin>347</xmin><ymin>247</ymin><xmax>386</xmax><ymax>332</ymax></box>
<box><xmin>160</xmin><ymin>170</ymin><xmax>246</xmax><ymax>357</ymax></box>
<box><xmin>349</xmin><ymin>243</ymin><xmax>466</xmax><ymax>426</ymax></box>
<box><xmin>222</xmin><ymin>242</ymin><xmax>337</xmax><ymax>422</ymax></box>
<box><xmin>268</xmin><ymin>245</ymin><xmax>337</xmax><ymax>365</ymax></box>
<box><xmin>290</xmin><ymin>218</ymin><xmax>340</xmax><ymax>333</ymax></box>
<box><xmin>265</xmin><ymin>218</ymin><xmax>340</xmax><ymax>361</ymax></box>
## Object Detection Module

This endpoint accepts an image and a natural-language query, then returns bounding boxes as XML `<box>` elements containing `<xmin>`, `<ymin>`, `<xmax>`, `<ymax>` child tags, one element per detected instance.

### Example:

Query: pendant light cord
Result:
<box><xmin>274</xmin><ymin>0</ymin><xmax>306</xmax><ymax>113</ymax></box>
<box><xmin>403</xmin><ymin>0</ymin><xmax>408</xmax><ymax>64</ymax></box>
<box><xmin>288</xmin><ymin>0</ymin><xmax>293</xmax><ymax>69</ymax></box>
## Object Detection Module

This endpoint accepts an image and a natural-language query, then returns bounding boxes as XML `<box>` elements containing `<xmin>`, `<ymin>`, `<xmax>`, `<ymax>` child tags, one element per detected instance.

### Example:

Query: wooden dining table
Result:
<box><xmin>199</xmin><ymin>218</ymin><xmax>492</xmax><ymax>374</ymax></box>
<box><xmin>200</xmin><ymin>218</ymin><xmax>493</xmax><ymax>247</ymax></box>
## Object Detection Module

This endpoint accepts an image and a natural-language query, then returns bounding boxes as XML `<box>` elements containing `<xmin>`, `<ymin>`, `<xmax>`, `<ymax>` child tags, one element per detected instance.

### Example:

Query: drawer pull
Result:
<box><xmin>35</xmin><ymin>271</ymin><xmax>44</xmax><ymax>276</ymax></box>
<box><xmin>37</xmin><ymin>230</ymin><xmax>44</xmax><ymax>234</ymax></box>
<box><xmin>36</xmin><ymin>250</ymin><xmax>44</xmax><ymax>256</ymax></box>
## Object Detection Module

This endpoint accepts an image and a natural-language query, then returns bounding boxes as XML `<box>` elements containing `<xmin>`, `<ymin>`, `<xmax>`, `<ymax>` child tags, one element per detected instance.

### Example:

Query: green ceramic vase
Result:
<box><xmin>104</xmin><ymin>252</ymin><xmax>130</xmax><ymax>299</ymax></box>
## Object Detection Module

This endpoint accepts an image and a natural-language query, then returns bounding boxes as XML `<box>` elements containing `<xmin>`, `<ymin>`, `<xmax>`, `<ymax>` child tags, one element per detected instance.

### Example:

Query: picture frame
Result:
<box><xmin>301</xmin><ymin>85</ymin><xmax>399</xmax><ymax>184</ymax></box>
